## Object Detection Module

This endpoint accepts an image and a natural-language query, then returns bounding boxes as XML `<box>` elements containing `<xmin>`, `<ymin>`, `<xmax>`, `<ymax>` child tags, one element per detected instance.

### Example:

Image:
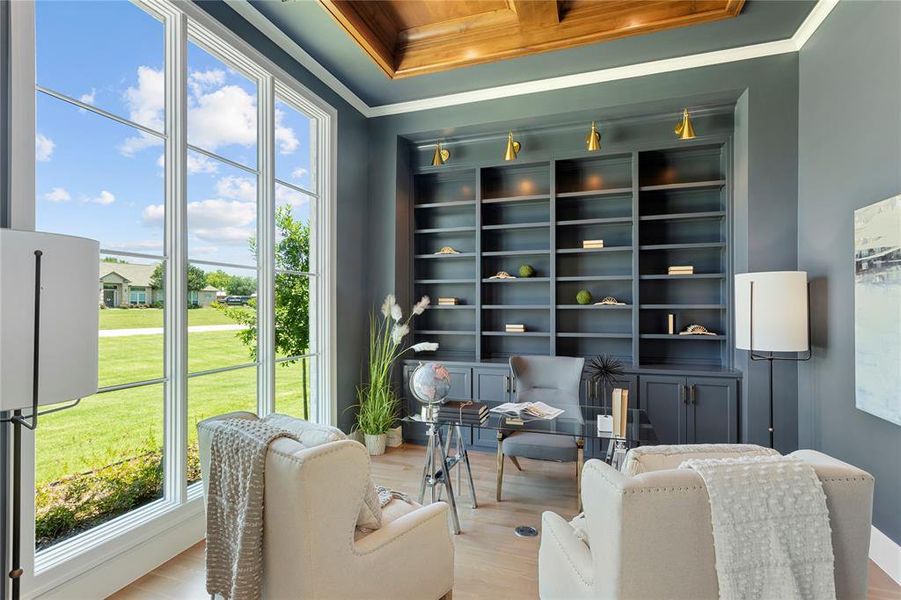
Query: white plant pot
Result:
<box><xmin>386</xmin><ymin>426</ymin><xmax>403</xmax><ymax>448</ymax></box>
<box><xmin>364</xmin><ymin>433</ymin><xmax>387</xmax><ymax>456</ymax></box>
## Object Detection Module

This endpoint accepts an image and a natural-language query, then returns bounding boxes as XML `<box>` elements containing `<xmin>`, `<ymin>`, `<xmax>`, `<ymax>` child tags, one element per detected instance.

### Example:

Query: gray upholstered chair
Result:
<box><xmin>496</xmin><ymin>355</ymin><xmax>585</xmax><ymax>502</ymax></box>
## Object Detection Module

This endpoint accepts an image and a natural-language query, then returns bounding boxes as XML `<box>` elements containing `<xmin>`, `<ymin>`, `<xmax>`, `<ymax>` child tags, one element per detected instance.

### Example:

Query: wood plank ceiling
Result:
<box><xmin>318</xmin><ymin>0</ymin><xmax>746</xmax><ymax>79</ymax></box>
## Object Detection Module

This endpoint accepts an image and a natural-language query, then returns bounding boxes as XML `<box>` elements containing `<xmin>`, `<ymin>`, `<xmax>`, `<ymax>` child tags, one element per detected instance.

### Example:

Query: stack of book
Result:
<box><xmin>667</xmin><ymin>265</ymin><xmax>694</xmax><ymax>275</ymax></box>
<box><xmin>582</xmin><ymin>239</ymin><xmax>605</xmax><ymax>249</ymax></box>
<box><xmin>437</xmin><ymin>297</ymin><xmax>458</xmax><ymax>306</ymax></box>
<box><xmin>438</xmin><ymin>400</ymin><xmax>489</xmax><ymax>425</ymax></box>
<box><xmin>505</xmin><ymin>323</ymin><xmax>526</xmax><ymax>333</ymax></box>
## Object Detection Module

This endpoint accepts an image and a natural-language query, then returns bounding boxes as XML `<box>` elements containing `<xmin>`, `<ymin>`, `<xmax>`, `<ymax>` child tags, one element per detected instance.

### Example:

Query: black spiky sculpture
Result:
<box><xmin>586</xmin><ymin>354</ymin><xmax>624</xmax><ymax>412</ymax></box>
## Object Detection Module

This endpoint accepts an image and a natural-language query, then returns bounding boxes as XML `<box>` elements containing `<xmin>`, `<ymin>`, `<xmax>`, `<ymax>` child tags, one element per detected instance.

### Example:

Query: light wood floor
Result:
<box><xmin>110</xmin><ymin>444</ymin><xmax>900</xmax><ymax>599</ymax></box>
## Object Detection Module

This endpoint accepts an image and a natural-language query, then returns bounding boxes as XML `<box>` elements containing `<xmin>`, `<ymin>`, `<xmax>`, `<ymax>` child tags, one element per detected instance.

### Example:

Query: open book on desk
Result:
<box><xmin>489</xmin><ymin>402</ymin><xmax>564</xmax><ymax>420</ymax></box>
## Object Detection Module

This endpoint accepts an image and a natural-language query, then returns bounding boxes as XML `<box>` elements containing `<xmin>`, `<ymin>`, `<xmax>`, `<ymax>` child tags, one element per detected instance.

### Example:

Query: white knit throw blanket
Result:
<box><xmin>680</xmin><ymin>455</ymin><xmax>836</xmax><ymax>600</ymax></box>
<box><xmin>205</xmin><ymin>419</ymin><xmax>299</xmax><ymax>600</ymax></box>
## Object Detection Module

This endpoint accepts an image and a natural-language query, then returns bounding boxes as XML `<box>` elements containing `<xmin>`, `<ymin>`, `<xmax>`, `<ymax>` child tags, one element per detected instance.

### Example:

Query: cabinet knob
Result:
<box><xmin>689</xmin><ymin>384</ymin><xmax>697</xmax><ymax>405</ymax></box>
<box><xmin>680</xmin><ymin>384</ymin><xmax>687</xmax><ymax>404</ymax></box>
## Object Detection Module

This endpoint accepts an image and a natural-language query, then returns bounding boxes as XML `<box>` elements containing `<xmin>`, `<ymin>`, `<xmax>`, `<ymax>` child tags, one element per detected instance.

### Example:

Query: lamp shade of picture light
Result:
<box><xmin>735</xmin><ymin>271</ymin><xmax>809</xmax><ymax>353</ymax></box>
<box><xmin>0</xmin><ymin>229</ymin><xmax>100</xmax><ymax>411</ymax></box>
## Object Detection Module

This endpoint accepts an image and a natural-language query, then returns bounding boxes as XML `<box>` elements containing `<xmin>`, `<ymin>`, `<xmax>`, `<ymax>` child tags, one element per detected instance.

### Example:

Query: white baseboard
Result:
<box><xmin>34</xmin><ymin>511</ymin><xmax>204</xmax><ymax>600</ymax></box>
<box><xmin>870</xmin><ymin>525</ymin><xmax>901</xmax><ymax>586</ymax></box>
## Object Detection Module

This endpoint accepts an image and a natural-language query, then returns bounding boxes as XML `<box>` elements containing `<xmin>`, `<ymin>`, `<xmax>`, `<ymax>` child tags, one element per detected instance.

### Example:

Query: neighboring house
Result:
<box><xmin>99</xmin><ymin>262</ymin><xmax>222</xmax><ymax>307</ymax></box>
<box><xmin>99</xmin><ymin>262</ymin><xmax>160</xmax><ymax>308</ymax></box>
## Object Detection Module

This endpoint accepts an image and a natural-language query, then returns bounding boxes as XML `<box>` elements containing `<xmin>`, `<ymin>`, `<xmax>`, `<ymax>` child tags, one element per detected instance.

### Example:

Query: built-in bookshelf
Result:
<box><xmin>411</xmin><ymin>142</ymin><xmax>731</xmax><ymax>368</ymax></box>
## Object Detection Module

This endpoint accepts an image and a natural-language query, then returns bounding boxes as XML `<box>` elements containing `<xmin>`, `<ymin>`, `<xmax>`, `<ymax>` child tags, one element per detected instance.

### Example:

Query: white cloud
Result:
<box><xmin>215</xmin><ymin>175</ymin><xmax>256</xmax><ymax>203</ymax></box>
<box><xmin>36</xmin><ymin>133</ymin><xmax>55</xmax><ymax>162</ymax></box>
<box><xmin>143</xmin><ymin>198</ymin><xmax>255</xmax><ymax>246</ymax></box>
<box><xmin>291</xmin><ymin>167</ymin><xmax>308</xmax><ymax>181</ymax></box>
<box><xmin>191</xmin><ymin>245</ymin><xmax>218</xmax><ymax>255</ymax></box>
<box><xmin>188</xmin><ymin>69</ymin><xmax>226</xmax><ymax>96</ymax></box>
<box><xmin>188</xmin><ymin>85</ymin><xmax>257</xmax><ymax>151</ymax></box>
<box><xmin>79</xmin><ymin>89</ymin><xmax>96</xmax><ymax>104</ymax></box>
<box><xmin>276</xmin><ymin>185</ymin><xmax>309</xmax><ymax>208</ymax></box>
<box><xmin>154</xmin><ymin>152</ymin><xmax>220</xmax><ymax>175</ymax></box>
<box><xmin>274</xmin><ymin>108</ymin><xmax>299</xmax><ymax>154</ymax></box>
<box><xmin>85</xmin><ymin>190</ymin><xmax>116</xmax><ymax>205</ymax></box>
<box><xmin>119</xmin><ymin>66</ymin><xmax>164</xmax><ymax>156</ymax></box>
<box><xmin>105</xmin><ymin>240</ymin><xmax>163</xmax><ymax>252</ymax></box>
<box><xmin>44</xmin><ymin>187</ymin><xmax>71</xmax><ymax>203</ymax></box>
<box><xmin>188</xmin><ymin>153</ymin><xmax>219</xmax><ymax>174</ymax></box>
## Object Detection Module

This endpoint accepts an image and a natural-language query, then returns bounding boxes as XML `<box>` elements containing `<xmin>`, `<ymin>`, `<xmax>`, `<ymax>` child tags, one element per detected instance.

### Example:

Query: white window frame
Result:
<box><xmin>4</xmin><ymin>0</ymin><xmax>337</xmax><ymax>596</ymax></box>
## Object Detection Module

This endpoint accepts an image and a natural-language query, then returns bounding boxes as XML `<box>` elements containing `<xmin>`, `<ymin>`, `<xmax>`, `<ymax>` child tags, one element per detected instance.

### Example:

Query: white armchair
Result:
<box><xmin>539</xmin><ymin>447</ymin><xmax>874</xmax><ymax>600</ymax></box>
<box><xmin>198</xmin><ymin>412</ymin><xmax>455</xmax><ymax>600</ymax></box>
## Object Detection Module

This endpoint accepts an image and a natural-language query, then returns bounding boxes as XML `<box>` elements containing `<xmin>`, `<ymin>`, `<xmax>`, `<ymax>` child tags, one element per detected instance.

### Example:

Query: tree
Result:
<box><xmin>217</xmin><ymin>205</ymin><xmax>311</xmax><ymax>415</ymax></box>
<box><xmin>149</xmin><ymin>263</ymin><xmax>206</xmax><ymax>293</ymax></box>
<box><xmin>102</xmin><ymin>257</ymin><xmax>128</xmax><ymax>263</ymax></box>
<box><xmin>205</xmin><ymin>269</ymin><xmax>232</xmax><ymax>292</ymax></box>
<box><xmin>227</xmin><ymin>275</ymin><xmax>256</xmax><ymax>296</ymax></box>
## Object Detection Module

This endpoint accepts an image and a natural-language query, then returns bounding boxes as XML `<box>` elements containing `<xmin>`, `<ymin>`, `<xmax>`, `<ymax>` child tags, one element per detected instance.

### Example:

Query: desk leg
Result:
<box><xmin>419</xmin><ymin>426</ymin><xmax>434</xmax><ymax>504</ymax></box>
<box><xmin>576</xmin><ymin>439</ymin><xmax>584</xmax><ymax>512</ymax></box>
<box><xmin>495</xmin><ymin>431</ymin><xmax>505</xmax><ymax>502</ymax></box>
<box><xmin>457</xmin><ymin>424</ymin><xmax>478</xmax><ymax>509</ymax></box>
<box><xmin>435</xmin><ymin>426</ymin><xmax>461</xmax><ymax>534</ymax></box>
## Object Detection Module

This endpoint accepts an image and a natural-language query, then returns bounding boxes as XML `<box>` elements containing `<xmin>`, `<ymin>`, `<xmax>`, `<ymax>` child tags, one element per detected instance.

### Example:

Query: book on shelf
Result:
<box><xmin>611</xmin><ymin>388</ymin><xmax>629</xmax><ymax>438</ymax></box>
<box><xmin>582</xmin><ymin>239</ymin><xmax>605</xmax><ymax>249</ymax></box>
<box><xmin>489</xmin><ymin>402</ymin><xmax>564</xmax><ymax>420</ymax></box>
<box><xmin>505</xmin><ymin>323</ymin><xmax>526</xmax><ymax>333</ymax></box>
<box><xmin>667</xmin><ymin>265</ymin><xmax>694</xmax><ymax>275</ymax></box>
<box><xmin>437</xmin><ymin>297</ymin><xmax>458</xmax><ymax>305</ymax></box>
<box><xmin>667</xmin><ymin>313</ymin><xmax>675</xmax><ymax>335</ymax></box>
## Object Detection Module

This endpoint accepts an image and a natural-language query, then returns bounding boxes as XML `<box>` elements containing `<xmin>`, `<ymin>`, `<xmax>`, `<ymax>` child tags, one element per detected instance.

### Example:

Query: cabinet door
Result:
<box><xmin>472</xmin><ymin>368</ymin><xmax>511</xmax><ymax>449</ymax></box>
<box><xmin>639</xmin><ymin>375</ymin><xmax>687</xmax><ymax>445</ymax></box>
<box><xmin>687</xmin><ymin>377</ymin><xmax>738</xmax><ymax>443</ymax></box>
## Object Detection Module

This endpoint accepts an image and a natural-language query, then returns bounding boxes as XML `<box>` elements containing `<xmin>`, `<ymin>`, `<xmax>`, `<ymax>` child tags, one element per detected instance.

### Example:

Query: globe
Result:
<box><xmin>410</xmin><ymin>362</ymin><xmax>452</xmax><ymax>409</ymax></box>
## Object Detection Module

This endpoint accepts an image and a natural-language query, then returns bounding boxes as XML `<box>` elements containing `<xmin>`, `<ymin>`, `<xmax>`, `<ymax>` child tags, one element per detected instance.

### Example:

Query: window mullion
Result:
<box><xmin>257</xmin><ymin>74</ymin><xmax>276</xmax><ymax>417</ymax></box>
<box><xmin>163</xmin><ymin>7</ymin><xmax>188</xmax><ymax>505</ymax></box>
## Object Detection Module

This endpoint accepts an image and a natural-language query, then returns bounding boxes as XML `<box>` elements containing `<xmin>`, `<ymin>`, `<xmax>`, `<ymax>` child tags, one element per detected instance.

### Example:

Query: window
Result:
<box><xmin>21</xmin><ymin>0</ymin><xmax>334</xmax><ymax>580</ymax></box>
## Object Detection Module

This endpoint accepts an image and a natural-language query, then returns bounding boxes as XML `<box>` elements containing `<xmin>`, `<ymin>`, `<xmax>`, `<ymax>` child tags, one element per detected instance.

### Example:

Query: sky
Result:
<box><xmin>35</xmin><ymin>0</ymin><xmax>314</xmax><ymax>272</ymax></box>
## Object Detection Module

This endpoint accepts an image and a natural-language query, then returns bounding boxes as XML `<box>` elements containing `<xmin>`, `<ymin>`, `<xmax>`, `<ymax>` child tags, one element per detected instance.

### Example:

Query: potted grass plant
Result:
<box><xmin>356</xmin><ymin>294</ymin><xmax>437</xmax><ymax>455</ymax></box>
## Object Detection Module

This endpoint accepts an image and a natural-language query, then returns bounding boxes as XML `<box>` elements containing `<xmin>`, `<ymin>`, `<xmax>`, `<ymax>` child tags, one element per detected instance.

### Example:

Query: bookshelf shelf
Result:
<box><xmin>639</xmin><ymin>211</ymin><xmax>726</xmax><ymax>222</ymax></box>
<box><xmin>556</xmin><ymin>247</ymin><xmax>632</xmax><ymax>254</ymax></box>
<box><xmin>557</xmin><ymin>217</ymin><xmax>633</xmax><ymax>226</ymax></box>
<box><xmin>482</xmin><ymin>221</ymin><xmax>550</xmax><ymax>231</ymax></box>
<box><xmin>557</xmin><ymin>304</ymin><xmax>632</xmax><ymax>310</ymax></box>
<box><xmin>411</xmin><ymin>140</ymin><xmax>731</xmax><ymax>369</ymax></box>
<box><xmin>556</xmin><ymin>187</ymin><xmax>633</xmax><ymax>198</ymax></box>
<box><xmin>640</xmin><ymin>334</ymin><xmax>727</xmax><ymax>341</ymax></box>
<box><xmin>638</xmin><ymin>179</ymin><xmax>726</xmax><ymax>192</ymax></box>
<box><xmin>414</xmin><ymin>252</ymin><xmax>477</xmax><ymax>259</ymax></box>
<box><xmin>482</xmin><ymin>277</ymin><xmax>551</xmax><ymax>283</ymax></box>
<box><xmin>639</xmin><ymin>242</ymin><xmax>726</xmax><ymax>251</ymax></box>
<box><xmin>414</xmin><ymin>200</ymin><xmax>477</xmax><ymax>209</ymax></box>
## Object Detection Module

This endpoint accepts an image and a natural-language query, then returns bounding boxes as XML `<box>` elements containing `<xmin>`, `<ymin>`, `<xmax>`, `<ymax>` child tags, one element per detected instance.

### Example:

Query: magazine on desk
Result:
<box><xmin>489</xmin><ymin>402</ymin><xmax>564</xmax><ymax>420</ymax></box>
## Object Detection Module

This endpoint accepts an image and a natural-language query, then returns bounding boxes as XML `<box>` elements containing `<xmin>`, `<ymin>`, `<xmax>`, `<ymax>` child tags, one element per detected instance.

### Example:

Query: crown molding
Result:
<box><xmin>226</xmin><ymin>0</ymin><xmax>839</xmax><ymax>119</ymax></box>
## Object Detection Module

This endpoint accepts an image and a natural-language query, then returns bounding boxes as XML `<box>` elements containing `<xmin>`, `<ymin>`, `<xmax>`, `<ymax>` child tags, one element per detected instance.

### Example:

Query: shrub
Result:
<box><xmin>35</xmin><ymin>440</ymin><xmax>200</xmax><ymax>550</ymax></box>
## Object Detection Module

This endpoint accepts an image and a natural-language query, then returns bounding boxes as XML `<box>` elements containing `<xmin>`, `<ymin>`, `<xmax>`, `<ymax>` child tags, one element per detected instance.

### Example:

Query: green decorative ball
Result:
<box><xmin>576</xmin><ymin>290</ymin><xmax>593</xmax><ymax>305</ymax></box>
<box><xmin>519</xmin><ymin>264</ymin><xmax>535</xmax><ymax>278</ymax></box>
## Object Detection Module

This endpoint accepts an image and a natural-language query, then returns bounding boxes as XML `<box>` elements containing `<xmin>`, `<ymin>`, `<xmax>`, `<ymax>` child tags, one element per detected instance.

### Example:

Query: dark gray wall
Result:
<box><xmin>798</xmin><ymin>0</ymin><xmax>901</xmax><ymax>544</ymax></box>
<box><xmin>369</xmin><ymin>53</ymin><xmax>801</xmax><ymax>450</ymax></box>
<box><xmin>195</xmin><ymin>1</ymin><xmax>370</xmax><ymax>432</ymax></box>
<box><xmin>1</xmin><ymin>1</ymin><xmax>11</xmax><ymax>596</ymax></box>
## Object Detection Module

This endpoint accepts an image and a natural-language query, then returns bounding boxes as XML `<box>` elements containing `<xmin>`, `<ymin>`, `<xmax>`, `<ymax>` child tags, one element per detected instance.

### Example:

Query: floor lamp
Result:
<box><xmin>0</xmin><ymin>230</ymin><xmax>99</xmax><ymax>600</ymax></box>
<box><xmin>735</xmin><ymin>271</ymin><xmax>811</xmax><ymax>448</ymax></box>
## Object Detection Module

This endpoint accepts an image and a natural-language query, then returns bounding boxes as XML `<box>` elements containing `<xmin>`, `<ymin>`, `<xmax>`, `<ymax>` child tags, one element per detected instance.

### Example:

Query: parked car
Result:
<box><xmin>224</xmin><ymin>295</ymin><xmax>251</xmax><ymax>306</ymax></box>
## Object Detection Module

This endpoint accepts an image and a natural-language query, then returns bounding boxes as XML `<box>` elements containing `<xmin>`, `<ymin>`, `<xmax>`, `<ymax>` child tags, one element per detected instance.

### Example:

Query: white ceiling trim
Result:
<box><xmin>228</xmin><ymin>0</ymin><xmax>839</xmax><ymax>119</ymax></box>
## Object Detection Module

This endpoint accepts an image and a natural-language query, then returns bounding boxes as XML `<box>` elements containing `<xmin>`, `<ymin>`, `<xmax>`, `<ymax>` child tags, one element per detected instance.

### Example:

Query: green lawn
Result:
<box><xmin>99</xmin><ymin>306</ymin><xmax>236</xmax><ymax>330</ymax></box>
<box><xmin>36</xmin><ymin>318</ymin><xmax>311</xmax><ymax>485</ymax></box>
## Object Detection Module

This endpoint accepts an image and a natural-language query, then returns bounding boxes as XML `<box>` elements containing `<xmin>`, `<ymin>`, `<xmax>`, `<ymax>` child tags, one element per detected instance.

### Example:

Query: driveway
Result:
<box><xmin>99</xmin><ymin>324</ymin><xmax>248</xmax><ymax>338</ymax></box>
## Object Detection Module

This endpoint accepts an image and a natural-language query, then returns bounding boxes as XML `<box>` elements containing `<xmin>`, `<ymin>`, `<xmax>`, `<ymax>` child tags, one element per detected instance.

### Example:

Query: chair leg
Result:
<box><xmin>496</xmin><ymin>435</ymin><xmax>504</xmax><ymax>502</ymax></box>
<box><xmin>509</xmin><ymin>455</ymin><xmax>523</xmax><ymax>471</ymax></box>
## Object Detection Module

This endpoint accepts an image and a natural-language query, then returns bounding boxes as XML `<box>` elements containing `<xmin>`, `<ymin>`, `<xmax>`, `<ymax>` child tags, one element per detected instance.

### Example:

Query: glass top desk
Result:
<box><xmin>402</xmin><ymin>404</ymin><xmax>657</xmax><ymax>533</ymax></box>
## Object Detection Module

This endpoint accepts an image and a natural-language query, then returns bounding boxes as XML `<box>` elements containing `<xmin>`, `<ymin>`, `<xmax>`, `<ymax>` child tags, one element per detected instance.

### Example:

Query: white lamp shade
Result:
<box><xmin>0</xmin><ymin>229</ymin><xmax>99</xmax><ymax>410</ymax></box>
<box><xmin>735</xmin><ymin>271</ymin><xmax>809</xmax><ymax>352</ymax></box>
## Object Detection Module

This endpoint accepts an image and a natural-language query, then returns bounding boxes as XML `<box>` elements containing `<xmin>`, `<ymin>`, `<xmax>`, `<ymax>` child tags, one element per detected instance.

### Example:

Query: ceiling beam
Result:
<box><xmin>510</xmin><ymin>0</ymin><xmax>560</xmax><ymax>29</ymax></box>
